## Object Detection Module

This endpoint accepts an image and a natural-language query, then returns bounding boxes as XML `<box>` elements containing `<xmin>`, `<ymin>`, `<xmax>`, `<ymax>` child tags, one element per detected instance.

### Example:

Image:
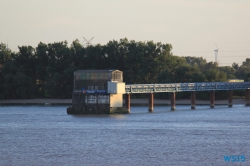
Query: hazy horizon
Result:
<box><xmin>1</xmin><ymin>0</ymin><xmax>250</xmax><ymax>66</ymax></box>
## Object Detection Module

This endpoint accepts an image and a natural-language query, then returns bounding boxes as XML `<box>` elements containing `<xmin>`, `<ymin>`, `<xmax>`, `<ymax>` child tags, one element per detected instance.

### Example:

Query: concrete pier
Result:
<box><xmin>246</xmin><ymin>89</ymin><xmax>250</xmax><ymax>106</ymax></box>
<box><xmin>148</xmin><ymin>93</ymin><xmax>154</xmax><ymax>112</ymax></box>
<box><xmin>67</xmin><ymin>70</ymin><xmax>250</xmax><ymax>114</ymax></box>
<box><xmin>228</xmin><ymin>90</ymin><xmax>233</xmax><ymax>107</ymax></box>
<box><xmin>125</xmin><ymin>94</ymin><xmax>131</xmax><ymax>113</ymax></box>
<box><xmin>191</xmin><ymin>92</ymin><xmax>196</xmax><ymax>109</ymax></box>
<box><xmin>171</xmin><ymin>92</ymin><xmax>176</xmax><ymax>111</ymax></box>
<box><xmin>210</xmin><ymin>91</ymin><xmax>215</xmax><ymax>108</ymax></box>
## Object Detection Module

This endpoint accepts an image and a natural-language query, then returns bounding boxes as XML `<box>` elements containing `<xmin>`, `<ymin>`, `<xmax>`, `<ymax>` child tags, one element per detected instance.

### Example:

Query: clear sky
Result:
<box><xmin>1</xmin><ymin>0</ymin><xmax>250</xmax><ymax>66</ymax></box>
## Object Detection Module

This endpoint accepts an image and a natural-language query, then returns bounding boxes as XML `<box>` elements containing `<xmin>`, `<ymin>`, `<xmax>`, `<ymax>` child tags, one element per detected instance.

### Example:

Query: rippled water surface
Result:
<box><xmin>0</xmin><ymin>105</ymin><xmax>249</xmax><ymax>166</ymax></box>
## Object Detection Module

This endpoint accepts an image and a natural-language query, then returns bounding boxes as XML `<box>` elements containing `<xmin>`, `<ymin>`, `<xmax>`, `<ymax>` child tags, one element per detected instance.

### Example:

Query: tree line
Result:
<box><xmin>0</xmin><ymin>38</ymin><xmax>249</xmax><ymax>99</ymax></box>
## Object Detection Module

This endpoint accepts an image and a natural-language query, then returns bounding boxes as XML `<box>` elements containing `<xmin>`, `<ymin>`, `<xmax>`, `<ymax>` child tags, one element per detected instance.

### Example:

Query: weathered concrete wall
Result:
<box><xmin>67</xmin><ymin>93</ymin><xmax>128</xmax><ymax>114</ymax></box>
<box><xmin>110</xmin><ymin>94</ymin><xmax>123</xmax><ymax>107</ymax></box>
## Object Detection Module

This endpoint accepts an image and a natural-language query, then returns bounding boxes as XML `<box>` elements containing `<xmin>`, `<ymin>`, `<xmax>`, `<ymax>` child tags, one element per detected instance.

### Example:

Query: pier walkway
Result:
<box><xmin>125</xmin><ymin>82</ymin><xmax>250</xmax><ymax>93</ymax></box>
<box><xmin>124</xmin><ymin>82</ymin><xmax>250</xmax><ymax>112</ymax></box>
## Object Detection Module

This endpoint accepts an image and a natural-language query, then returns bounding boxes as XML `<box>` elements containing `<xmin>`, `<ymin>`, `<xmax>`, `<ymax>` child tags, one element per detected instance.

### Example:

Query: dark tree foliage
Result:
<box><xmin>236</xmin><ymin>58</ymin><xmax>250</xmax><ymax>81</ymax></box>
<box><xmin>0</xmin><ymin>40</ymin><xmax>249</xmax><ymax>99</ymax></box>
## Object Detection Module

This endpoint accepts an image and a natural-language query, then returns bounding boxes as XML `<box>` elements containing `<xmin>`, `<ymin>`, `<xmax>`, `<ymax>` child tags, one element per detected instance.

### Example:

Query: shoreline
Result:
<box><xmin>0</xmin><ymin>98</ymin><xmax>246</xmax><ymax>105</ymax></box>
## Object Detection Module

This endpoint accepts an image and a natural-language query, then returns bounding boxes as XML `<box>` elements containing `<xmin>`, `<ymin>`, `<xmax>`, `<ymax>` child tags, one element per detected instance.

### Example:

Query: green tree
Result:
<box><xmin>0</xmin><ymin>43</ymin><xmax>11</xmax><ymax>65</ymax></box>
<box><xmin>202</xmin><ymin>62</ymin><xmax>218</xmax><ymax>72</ymax></box>
<box><xmin>1</xmin><ymin>38</ymin><xmax>247</xmax><ymax>99</ymax></box>
<box><xmin>103</xmin><ymin>39</ymin><xmax>128</xmax><ymax>71</ymax></box>
<box><xmin>2</xmin><ymin>51</ymin><xmax>19</xmax><ymax>98</ymax></box>
<box><xmin>3</xmin><ymin>73</ymin><xmax>15</xmax><ymax>98</ymax></box>
<box><xmin>125</xmin><ymin>40</ymin><xmax>173</xmax><ymax>84</ymax></box>
<box><xmin>185</xmin><ymin>56</ymin><xmax>207</xmax><ymax>69</ymax></box>
<box><xmin>0</xmin><ymin>43</ymin><xmax>13</xmax><ymax>98</ymax></box>
<box><xmin>236</xmin><ymin>58</ymin><xmax>250</xmax><ymax>81</ymax></box>
<box><xmin>204</xmin><ymin>68</ymin><xmax>227</xmax><ymax>82</ymax></box>
<box><xmin>123</xmin><ymin>40</ymin><xmax>143</xmax><ymax>83</ymax></box>
<box><xmin>85</xmin><ymin>44</ymin><xmax>106</xmax><ymax>69</ymax></box>
<box><xmin>232</xmin><ymin>62</ymin><xmax>239</xmax><ymax>70</ymax></box>
<box><xmin>139</xmin><ymin>41</ymin><xmax>173</xmax><ymax>83</ymax></box>
<box><xmin>35</xmin><ymin>42</ymin><xmax>49</xmax><ymax>97</ymax></box>
<box><xmin>157</xmin><ymin>55</ymin><xmax>186</xmax><ymax>83</ymax></box>
<box><xmin>175</xmin><ymin>64</ymin><xmax>205</xmax><ymax>82</ymax></box>
<box><xmin>0</xmin><ymin>71</ymin><xmax>3</xmax><ymax>98</ymax></box>
<box><xmin>70</xmin><ymin>39</ymin><xmax>86</xmax><ymax>69</ymax></box>
<box><xmin>45</xmin><ymin>41</ymin><xmax>72</xmax><ymax>97</ymax></box>
<box><xmin>218</xmin><ymin>66</ymin><xmax>236</xmax><ymax>80</ymax></box>
<box><xmin>15</xmin><ymin>46</ymin><xmax>37</xmax><ymax>80</ymax></box>
<box><xmin>13</xmin><ymin>72</ymin><xmax>35</xmax><ymax>98</ymax></box>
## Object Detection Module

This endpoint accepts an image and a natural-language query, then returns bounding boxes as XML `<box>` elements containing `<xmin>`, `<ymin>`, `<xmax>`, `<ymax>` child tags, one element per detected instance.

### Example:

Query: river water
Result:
<box><xmin>0</xmin><ymin>104</ymin><xmax>249</xmax><ymax>166</ymax></box>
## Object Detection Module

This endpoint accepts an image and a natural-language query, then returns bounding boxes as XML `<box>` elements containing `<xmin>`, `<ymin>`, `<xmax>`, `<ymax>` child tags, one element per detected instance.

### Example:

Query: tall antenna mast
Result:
<box><xmin>214</xmin><ymin>44</ymin><xmax>219</xmax><ymax>64</ymax></box>
<box><xmin>83</xmin><ymin>37</ymin><xmax>94</xmax><ymax>47</ymax></box>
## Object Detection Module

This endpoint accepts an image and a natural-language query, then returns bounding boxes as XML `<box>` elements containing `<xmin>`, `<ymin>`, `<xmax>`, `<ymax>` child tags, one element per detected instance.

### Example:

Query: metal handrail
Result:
<box><xmin>125</xmin><ymin>82</ymin><xmax>250</xmax><ymax>93</ymax></box>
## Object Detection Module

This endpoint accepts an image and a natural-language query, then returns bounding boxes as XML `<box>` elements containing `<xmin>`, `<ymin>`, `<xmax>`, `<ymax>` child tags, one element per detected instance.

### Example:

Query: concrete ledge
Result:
<box><xmin>110</xmin><ymin>107</ymin><xmax>129</xmax><ymax>114</ymax></box>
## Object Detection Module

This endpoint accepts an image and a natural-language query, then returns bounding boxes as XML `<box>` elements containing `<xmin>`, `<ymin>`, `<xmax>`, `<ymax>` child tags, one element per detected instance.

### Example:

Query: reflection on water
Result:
<box><xmin>0</xmin><ymin>105</ymin><xmax>249</xmax><ymax>165</ymax></box>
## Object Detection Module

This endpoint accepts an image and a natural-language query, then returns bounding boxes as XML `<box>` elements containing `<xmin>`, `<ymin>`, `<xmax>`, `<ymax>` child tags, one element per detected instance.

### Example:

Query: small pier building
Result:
<box><xmin>67</xmin><ymin>70</ymin><xmax>127</xmax><ymax>114</ymax></box>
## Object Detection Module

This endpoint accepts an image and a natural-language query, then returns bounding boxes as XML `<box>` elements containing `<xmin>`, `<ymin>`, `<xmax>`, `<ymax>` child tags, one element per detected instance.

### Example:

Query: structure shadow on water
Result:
<box><xmin>128</xmin><ymin>104</ymin><xmax>247</xmax><ymax>114</ymax></box>
<box><xmin>68</xmin><ymin>104</ymin><xmax>248</xmax><ymax>116</ymax></box>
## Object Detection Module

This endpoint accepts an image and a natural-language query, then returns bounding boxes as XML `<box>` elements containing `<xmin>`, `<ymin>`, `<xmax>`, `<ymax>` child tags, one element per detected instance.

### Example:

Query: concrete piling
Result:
<box><xmin>191</xmin><ymin>92</ymin><xmax>196</xmax><ymax>109</ymax></box>
<box><xmin>210</xmin><ymin>91</ymin><xmax>215</xmax><ymax>108</ymax></box>
<box><xmin>148</xmin><ymin>93</ymin><xmax>154</xmax><ymax>112</ymax></box>
<box><xmin>126</xmin><ymin>94</ymin><xmax>131</xmax><ymax>113</ymax></box>
<box><xmin>246</xmin><ymin>89</ymin><xmax>250</xmax><ymax>106</ymax></box>
<box><xmin>171</xmin><ymin>92</ymin><xmax>176</xmax><ymax>111</ymax></box>
<box><xmin>228</xmin><ymin>90</ymin><xmax>233</xmax><ymax>107</ymax></box>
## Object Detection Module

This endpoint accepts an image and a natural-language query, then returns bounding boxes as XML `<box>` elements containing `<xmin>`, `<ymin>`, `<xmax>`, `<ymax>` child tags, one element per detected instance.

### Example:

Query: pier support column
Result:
<box><xmin>228</xmin><ymin>90</ymin><xmax>233</xmax><ymax>107</ymax></box>
<box><xmin>191</xmin><ymin>92</ymin><xmax>196</xmax><ymax>109</ymax></box>
<box><xmin>125</xmin><ymin>94</ymin><xmax>131</xmax><ymax>113</ymax></box>
<box><xmin>210</xmin><ymin>91</ymin><xmax>215</xmax><ymax>108</ymax></box>
<box><xmin>148</xmin><ymin>93</ymin><xmax>154</xmax><ymax>112</ymax></box>
<box><xmin>171</xmin><ymin>92</ymin><xmax>176</xmax><ymax>111</ymax></box>
<box><xmin>246</xmin><ymin>89</ymin><xmax>250</xmax><ymax>106</ymax></box>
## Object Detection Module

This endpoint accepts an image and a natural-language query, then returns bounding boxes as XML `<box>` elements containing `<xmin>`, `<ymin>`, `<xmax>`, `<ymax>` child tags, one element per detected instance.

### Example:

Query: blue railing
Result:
<box><xmin>125</xmin><ymin>82</ymin><xmax>250</xmax><ymax>93</ymax></box>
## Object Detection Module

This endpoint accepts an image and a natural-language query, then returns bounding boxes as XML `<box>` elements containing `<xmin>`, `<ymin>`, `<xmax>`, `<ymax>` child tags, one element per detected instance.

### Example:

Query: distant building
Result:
<box><xmin>228</xmin><ymin>79</ymin><xmax>244</xmax><ymax>82</ymax></box>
